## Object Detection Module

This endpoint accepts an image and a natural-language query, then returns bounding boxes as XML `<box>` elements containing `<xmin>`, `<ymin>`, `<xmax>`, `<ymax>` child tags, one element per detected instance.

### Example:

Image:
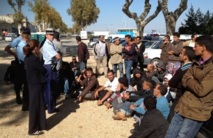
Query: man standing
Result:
<box><xmin>94</xmin><ymin>35</ymin><xmax>108</xmax><ymax>76</ymax></box>
<box><xmin>166</xmin><ymin>36</ymin><xmax>213</xmax><ymax>138</ymax></box>
<box><xmin>110</xmin><ymin>37</ymin><xmax>123</xmax><ymax>77</ymax></box>
<box><xmin>167</xmin><ymin>46</ymin><xmax>195</xmax><ymax>122</ymax></box>
<box><xmin>167</xmin><ymin>32</ymin><xmax>183</xmax><ymax>75</ymax></box>
<box><xmin>76</xmin><ymin>36</ymin><xmax>89</xmax><ymax>72</ymax></box>
<box><xmin>4</xmin><ymin>27</ymin><xmax>31</xmax><ymax>111</ymax></box>
<box><xmin>42</xmin><ymin>28</ymin><xmax>61</xmax><ymax>114</ymax></box>
<box><xmin>135</xmin><ymin>36</ymin><xmax>145</xmax><ymax>71</ymax></box>
<box><xmin>122</xmin><ymin>35</ymin><xmax>137</xmax><ymax>84</ymax></box>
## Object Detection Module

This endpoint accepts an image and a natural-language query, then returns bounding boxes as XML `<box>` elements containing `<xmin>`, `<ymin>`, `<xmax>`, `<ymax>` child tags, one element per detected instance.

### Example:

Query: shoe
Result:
<box><xmin>22</xmin><ymin>105</ymin><xmax>29</xmax><ymax>111</ymax></box>
<box><xmin>112</xmin><ymin>112</ymin><xmax>127</xmax><ymax>121</ymax></box>
<box><xmin>29</xmin><ymin>131</ymin><xmax>44</xmax><ymax>135</ymax></box>
<box><xmin>65</xmin><ymin>95</ymin><xmax>70</xmax><ymax>99</ymax></box>
<box><xmin>48</xmin><ymin>108</ymin><xmax>59</xmax><ymax>114</ymax></box>
<box><xmin>16</xmin><ymin>97</ymin><xmax>22</xmax><ymax>104</ymax></box>
<box><xmin>130</xmin><ymin>129</ymin><xmax>135</xmax><ymax>134</ymax></box>
<box><xmin>133</xmin><ymin>122</ymin><xmax>139</xmax><ymax>128</ymax></box>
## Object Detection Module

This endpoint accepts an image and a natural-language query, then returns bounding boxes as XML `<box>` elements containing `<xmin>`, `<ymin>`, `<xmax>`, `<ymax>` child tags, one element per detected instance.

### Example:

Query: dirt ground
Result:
<box><xmin>0</xmin><ymin>43</ymin><xmax>134</xmax><ymax>138</ymax></box>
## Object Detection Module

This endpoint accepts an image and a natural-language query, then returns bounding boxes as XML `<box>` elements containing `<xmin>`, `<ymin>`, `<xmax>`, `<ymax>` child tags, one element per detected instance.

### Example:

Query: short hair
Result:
<box><xmin>182</xmin><ymin>46</ymin><xmax>196</xmax><ymax>61</ymax></box>
<box><xmin>144</xmin><ymin>79</ymin><xmax>155</xmax><ymax>89</ymax></box>
<box><xmin>54</xmin><ymin>31</ymin><xmax>60</xmax><ymax>41</ymax></box>
<box><xmin>157</xmin><ymin>83</ymin><xmax>167</xmax><ymax>96</ymax></box>
<box><xmin>173</xmin><ymin>32</ymin><xmax>180</xmax><ymax>38</ymax></box>
<box><xmin>125</xmin><ymin>34</ymin><xmax>131</xmax><ymax>39</ymax></box>
<box><xmin>191</xmin><ymin>33</ymin><xmax>197</xmax><ymax>39</ymax></box>
<box><xmin>118</xmin><ymin>77</ymin><xmax>129</xmax><ymax>87</ymax></box>
<box><xmin>107</xmin><ymin>70</ymin><xmax>114</xmax><ymax>75</ymax></box>
<box><xmin>165</xmin><ymin>35</ymin><xmax>170</xmax><ymax>40</ymax></box>
<box><xmin>136</xmin><ymin>36</ymin><xmax>142</xmax><ymax>40</ymax></box>
<box><xmin>86</xmin><ymin>67</ymin><xmax>93</xmax><ymax>73</ymax></box>
<box><xmin>99</xmin><ymin>35</ymin><xmax>104</xmax><ymax>38</ymax></box>
<box><xmin>144</xmin><ymin>96</ymin><xmax>156</xmax><ymax>111</ymax></box>
<box><xmin>195</xmin><ymin>35</ymin><xmax>213</xmax><ymax>53</ymax></box>
<box><xmin>76</xmin><ymin>36</ymin><xmax>81</xmax><ymax>41</ymax></box>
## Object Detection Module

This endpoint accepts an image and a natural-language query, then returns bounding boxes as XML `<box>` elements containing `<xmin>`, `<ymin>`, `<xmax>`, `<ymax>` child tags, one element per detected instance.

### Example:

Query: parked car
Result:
<box><xmin>88</xmin><ymin>36</ymin><xmax>99</xmax><ymax>48</ymax></box>
<box><xmin>5</xmin><ymin>33</ymin><xmax>16</xmax><ymax>42</ymax></box>
<box><xmin>143</xmin><ymin>40</ymin><xmax>163</xmax><ymax>65</ymax></box>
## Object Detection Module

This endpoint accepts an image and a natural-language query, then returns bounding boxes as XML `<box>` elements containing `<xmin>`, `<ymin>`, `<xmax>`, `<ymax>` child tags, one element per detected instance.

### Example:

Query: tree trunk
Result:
<box><xmin>166</xmin><ymin>21</ymin><xmax>176</xmax><ymax>36</ymax></box>
<box><xmin>136</xmin><ymin>22</ymin><xmax>145</xmax><ymax>37</ymax></box>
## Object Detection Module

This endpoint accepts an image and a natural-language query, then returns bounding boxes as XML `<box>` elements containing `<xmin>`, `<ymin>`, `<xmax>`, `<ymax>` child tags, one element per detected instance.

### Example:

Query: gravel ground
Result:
<box><xmin>0</xmin><ymin>45</ymin><xmax>134</xmax><ymax>138</ymax></box>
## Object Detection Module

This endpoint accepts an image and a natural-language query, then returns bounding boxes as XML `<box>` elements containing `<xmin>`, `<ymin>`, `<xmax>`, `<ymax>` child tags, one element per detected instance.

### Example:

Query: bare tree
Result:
<box><xmin>122</xmin><ymin>0</ymin><xmax>161</xmax><ymax>37</ymax></box>
<box><xmin>159</xmin><ymin>0</ymin><xmax>188</xmax><ymax>35</ymax></box>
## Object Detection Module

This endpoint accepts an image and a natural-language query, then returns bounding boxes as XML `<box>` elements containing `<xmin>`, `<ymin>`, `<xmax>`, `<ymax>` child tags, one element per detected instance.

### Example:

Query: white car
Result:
<box><xmin>143</xmin><ymin>40</ymin><xmax>163</xmax><ymax>66</ymax></box>
<box><xmin>5</xmin><ymin>33</ymin><xmax>16</xmax><ymax>42</ymax></box>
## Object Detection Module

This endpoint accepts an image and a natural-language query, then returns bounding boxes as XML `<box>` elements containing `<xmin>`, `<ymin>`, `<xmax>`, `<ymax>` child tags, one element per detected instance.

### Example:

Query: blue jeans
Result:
<box><xmin>165</xmin><ymin>113</ymin><xmax>203</xmax><ymax>138</ymax></box>
<box><xmin>64</xmin><ymin>79</ymin><xmax>69</xmax><ymax>95</ymax></box>
<box><xmin>80</xmin><ymin>61</ymin><xmax>86</xmax><ymax>72</ymax></box>
<box><xmin>124</xmin><ymin>60</ymin><xmax>133</xmax><ymax>84</ymax></box>
<box><xmin>112</xmin><ymin>62</ymin><xmax>123</xmax><ymax>77</ymax></box>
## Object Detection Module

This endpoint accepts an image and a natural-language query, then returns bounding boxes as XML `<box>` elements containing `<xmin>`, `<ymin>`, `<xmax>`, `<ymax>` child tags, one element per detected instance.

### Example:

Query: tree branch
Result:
<box><xmin>174</xmin><ymin>0</ymin><xmax>188</xmax><ymax>20</ymax></box>
<box><xmin>139</xmin><ymin>0</ymin><xmax>151</xmax><ymax>20</ymax></box>
<box><xmin>122</xmin><ymin>0</ymin><xmax>138</xmax><ymax>20</ymax></box>
<box><xmin>144</xmin><ymin>0</ymin><xmax>162</xmax><ymax>25</ymax></box>
<box><xmin>7</xmin><ymin>0</ymin><xmax>17</xmax><ymax>12</ymax></box>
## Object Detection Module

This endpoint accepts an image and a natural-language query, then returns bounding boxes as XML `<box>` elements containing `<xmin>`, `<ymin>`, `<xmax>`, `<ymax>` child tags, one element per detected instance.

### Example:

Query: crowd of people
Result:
<box><xmin>3</xmin><ymin>26</ymin><xmax>213</xmax><ymax>137</ymax></box>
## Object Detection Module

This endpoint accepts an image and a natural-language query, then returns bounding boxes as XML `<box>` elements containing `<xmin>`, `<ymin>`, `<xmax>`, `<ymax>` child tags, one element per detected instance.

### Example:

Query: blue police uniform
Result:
<box><xmin>9</xmin><ymin>36</ymin><xmax>22</xmax><ymax>48</ymax></box>
<box><xmin>43</xmin><ymin>39</ymin><xmax>58</xmax><ymax>113</ymax></box>
<box><xmin>12</xmin><ymin>39</ymin><xmax>29</xmax><ymax>110</ymax></box>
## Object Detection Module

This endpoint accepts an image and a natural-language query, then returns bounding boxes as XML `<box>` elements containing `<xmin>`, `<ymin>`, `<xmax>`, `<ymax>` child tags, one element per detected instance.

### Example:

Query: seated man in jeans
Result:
<box><xmin>129</xmin><ymin>96</ymin><xmax>169</xmax><ymax>138</ymax></box>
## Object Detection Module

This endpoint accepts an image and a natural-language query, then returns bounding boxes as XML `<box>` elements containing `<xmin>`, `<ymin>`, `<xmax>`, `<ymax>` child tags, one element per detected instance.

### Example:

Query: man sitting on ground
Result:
<box><xmin>94</xmin><ymin>70</ymin><xmax>119</xmax><ymax>106</ymax></box>
<box><xmin>104</xmin><ymin>77</ymin><xmax>135</xmax><ymax>114</ymax></box>
<box><xmin>112</xmin><ymin>79</ymin><xmax>154</xmax><ymax>121</ymax></box>
<box><xmin>129</xmin><ymin>96</ymin><xmax>169</xmax><ymax>138</ymax></box>
<box><xmin>76</xmin><ymin>67</ymin><xmax>100</xmax><ymax>102</ymax></box>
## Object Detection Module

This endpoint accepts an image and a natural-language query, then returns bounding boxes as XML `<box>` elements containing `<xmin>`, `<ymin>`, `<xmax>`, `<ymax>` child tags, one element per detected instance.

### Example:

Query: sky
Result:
<box><xmin>0</xmin><ymin>0</ymin><xmax>212</xmax><ymax>33</ymax></box>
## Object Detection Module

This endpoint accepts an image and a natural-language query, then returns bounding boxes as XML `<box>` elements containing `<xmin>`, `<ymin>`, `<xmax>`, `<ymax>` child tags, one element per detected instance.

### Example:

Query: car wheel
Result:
<box><xmin>150</xmin><ymin>58</ymin><xmax>160</xmax><ymax>67</ymax></box>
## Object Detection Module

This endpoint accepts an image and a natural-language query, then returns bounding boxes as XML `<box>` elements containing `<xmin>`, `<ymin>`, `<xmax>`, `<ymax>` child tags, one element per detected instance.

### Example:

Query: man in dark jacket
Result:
<box><xmin>136</xmin><ymin>36</ymin><xmax>145</xmax><ymax>71</ymax></box>
<box><xmin>129</xmin><ymin>96</ymin><xmax>169</xmax><ymax>138</ymax></box>
<box><xmin>167</xmin><ymin>46</ymin><xmax>195</xmax><ymax>122</ymax></box>
<box><xmin>166</xmin><ymin>36</ymin><xmax>213</xmax><ymax>138</ymax></box>
<box><xmin>76</xmin><ymin>36</ymin><xmax>89</xmax><ymax>72</ymax></box>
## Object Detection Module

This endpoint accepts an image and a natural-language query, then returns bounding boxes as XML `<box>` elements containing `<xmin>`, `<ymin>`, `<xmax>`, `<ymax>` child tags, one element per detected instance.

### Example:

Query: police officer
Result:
<box><xmin>5</xmin><ymin>27</ymin><xmax>31</xmax><ymax>111</ymax></box>
<box><xmin>42</xmin><ymin>28</ymin><xmax>61</xmax><ymax>114</ymax></box>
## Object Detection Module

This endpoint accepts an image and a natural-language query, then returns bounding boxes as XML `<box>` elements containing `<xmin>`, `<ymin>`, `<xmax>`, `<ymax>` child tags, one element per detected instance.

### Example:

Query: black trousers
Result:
<box><xmin>28</xmin><ymin>83</ymin><xmax>46</xmax><ymax>134</ymax></box>
<box><xmin>14</xmin><ymin>60</ymin><xmax>29</xmax><ymax>110</ymax></box>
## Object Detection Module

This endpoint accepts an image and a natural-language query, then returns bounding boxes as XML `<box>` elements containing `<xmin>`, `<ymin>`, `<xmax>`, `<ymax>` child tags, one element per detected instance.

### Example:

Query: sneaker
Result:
<box><xmin>29</xmin><ymin>131</ymin><xmax>44</xmax><ymax>135</ymax></box>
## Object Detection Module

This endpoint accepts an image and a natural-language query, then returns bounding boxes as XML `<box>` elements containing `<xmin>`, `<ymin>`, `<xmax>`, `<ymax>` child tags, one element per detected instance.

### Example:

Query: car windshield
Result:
<box><xmin>144</xmin><ymin>41</ymin><xmax>155</xmax><ymax>48</ymax></box>
<box><xmin>144</xmin><ymin>41</ymin><xmax>163</xmax><ymax>49</ymax></box>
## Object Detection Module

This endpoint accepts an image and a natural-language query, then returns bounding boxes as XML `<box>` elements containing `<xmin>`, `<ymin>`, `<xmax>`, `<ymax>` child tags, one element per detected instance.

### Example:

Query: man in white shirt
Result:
<box><xmin>94</xmin><ymin>70</ymin><xmax>119</xmax><ymax>106</ymax></box>
<box><xmin>94</xmin><ymin>35</ymin><xmax>108</xmax><ymax>76</ymax></box>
